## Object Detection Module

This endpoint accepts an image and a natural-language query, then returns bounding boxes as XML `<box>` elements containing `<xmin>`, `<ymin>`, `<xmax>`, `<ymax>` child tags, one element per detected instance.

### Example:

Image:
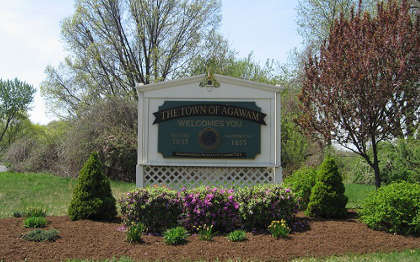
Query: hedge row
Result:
<box><xmin>119</xmin><ymin>185</ymin><xmax>297</xmax><ymax>233</ymax></box>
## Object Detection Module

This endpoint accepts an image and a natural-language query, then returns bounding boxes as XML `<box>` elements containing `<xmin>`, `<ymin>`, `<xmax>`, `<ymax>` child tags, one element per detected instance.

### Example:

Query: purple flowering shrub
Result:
<box><xmin>236</xmin><ymin>184</ymin><xmax>297</xmax><ymax>230</ymax></box>
<box><xmin>178</xmin><ymin>187</ymin><xmax>241</xmax><ymax>233</ymax></box>
<box><xmin>119</xmin><ymin>187</ymin><xmax>181</xmax><ymax>233</ymax></box>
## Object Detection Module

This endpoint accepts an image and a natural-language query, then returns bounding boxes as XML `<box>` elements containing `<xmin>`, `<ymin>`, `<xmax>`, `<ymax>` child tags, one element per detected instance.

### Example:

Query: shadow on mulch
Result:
<box><xmin>0</xmin><ymin>212</ymin><xmax>419</xmax><ymax>262</ymax></box>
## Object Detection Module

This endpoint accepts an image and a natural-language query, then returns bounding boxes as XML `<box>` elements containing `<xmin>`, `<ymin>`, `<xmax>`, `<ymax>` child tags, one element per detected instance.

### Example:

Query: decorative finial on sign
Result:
<box><xmin>199</xmin><ymin>62</ymin><xmax>220</xmax><ymax>89</ymax></box>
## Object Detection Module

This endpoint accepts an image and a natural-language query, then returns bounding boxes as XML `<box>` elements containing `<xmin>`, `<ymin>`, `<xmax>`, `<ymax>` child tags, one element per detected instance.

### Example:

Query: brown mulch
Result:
<box><xmin>0</xmin><ymin>212</ymin><xmax>419</xmax><ymax>262</ymax></box>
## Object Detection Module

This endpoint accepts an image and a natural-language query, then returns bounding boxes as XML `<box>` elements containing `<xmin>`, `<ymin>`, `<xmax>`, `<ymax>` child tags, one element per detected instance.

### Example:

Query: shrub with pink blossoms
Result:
<box><xmin>178</xmin><ymin>186</ymin><xmax>241</xmax><ymax>233</ymax></box>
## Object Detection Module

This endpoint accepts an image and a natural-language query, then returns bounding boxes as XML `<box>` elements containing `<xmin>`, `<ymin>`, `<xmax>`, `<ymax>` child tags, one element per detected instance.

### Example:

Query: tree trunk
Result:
<box><xmin>371</xmin><ymin>136</ymin><xmax>381</xmax><ymax>189</ymax></box>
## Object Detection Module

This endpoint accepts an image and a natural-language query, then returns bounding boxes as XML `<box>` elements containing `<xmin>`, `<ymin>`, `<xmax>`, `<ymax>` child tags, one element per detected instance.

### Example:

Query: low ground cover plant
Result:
<box><xmin>13</xmin><ymin>207</ymin><xmax>47</xmax><ymax>218</ymax></box>
<box><xmin>360</xmin><ymin>181</ymin><xmax>420</xmax><ymax>235</ymax></box>
<box><xmin>227</xmin><ymin>230</ymin><xmax>247</xmax><ymax>242</ymax></box>
<box><xmin>126</xmin><ymin>222</ymin><xmax>146</xmax><ymax>243</ymax></box>
<box><xmin>22</xmin><ymin>229</ymin><xmax>60</xmax><ymax>242</ymax></box>
<box><xmin>163</xmin><ymin>226</ymin><xmax>188</xmax><ymax>245</ymax></box>
<box><xmin>24</xmin><ymin>217</ymin><xmax>47</xmax><ymax>228</ymax></box>
<box><xmin>268</xmin><ymin>219</ymin><xmax>290</xmax><ymax>239</ymax></box>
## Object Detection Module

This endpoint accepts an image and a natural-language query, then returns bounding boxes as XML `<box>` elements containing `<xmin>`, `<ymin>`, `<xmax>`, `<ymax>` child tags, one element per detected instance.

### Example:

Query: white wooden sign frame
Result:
<box><xmin>136</xmin><ymin>74</ymin><xmax>282</xmax><ymax>188</ymax></box>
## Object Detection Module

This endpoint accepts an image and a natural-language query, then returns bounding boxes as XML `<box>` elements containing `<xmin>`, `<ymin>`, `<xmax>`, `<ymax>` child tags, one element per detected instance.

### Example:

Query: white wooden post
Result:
<box><xmin>136</xmin><ymin>83</ymin><xmax>144</xmax><ymax>187</ymax></box>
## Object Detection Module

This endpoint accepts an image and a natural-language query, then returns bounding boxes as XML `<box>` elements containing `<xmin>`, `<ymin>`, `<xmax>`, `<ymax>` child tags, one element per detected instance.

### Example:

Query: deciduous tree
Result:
<box><xmin>298</xmin><ymin>0</ymin><xmax>419</xmax><ymax>188</ymax></box>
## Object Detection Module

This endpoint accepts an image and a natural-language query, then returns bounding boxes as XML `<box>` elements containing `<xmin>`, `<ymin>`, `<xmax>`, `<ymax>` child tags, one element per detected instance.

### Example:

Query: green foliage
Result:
<box><xmin>283</xmin><ymin>166</ymin><xmax>317</xmax><ymax>210</ymax></box>
<box><xmin>360</xmin><ymin>181</ymin><xmax>420</xmax><ymax>235</ymax></box>
<box><xmin>24</xmin><ymin>207</ymin><xmax>47</xmax><ymax>217</ymax></box>
<box><xmin>21</xmin><ymin>229</ymin><xmax>60</xmax><ymax>242</ymax></box>
<box><xmin>12</xmin><ymin>211</ymin><xmax>23</xmax><ymax>218</ymax></box>
<box><xmin>268</xmin><ymin>219</ymin><xmax>290</xmax><ymax>239</ymax></box>
<box><xmin>346</xmin><ymin>139</ymin><xmax>420</xmax><ymax>185</ymax></box>
<box><xmin>163</xmin><ymin>226</ymin><xmax>188</xmax><ymax>245</ymax></box>
<box><xmin>68</xmin><ymin>152</ymin><xmax>117</xmax><ymax>221</ymax></box>
<box><xmin>0</xmin><ymin>78</ymin><xmax>35</xmax><ymax>146</ymax></box>
<box><xmin>194</xmin><ymin>224</ymin><xmax>215</xmax><ymax>241</ymax></box>
<box><xmin>126</xmin><ymin>222</ymin><xmax>146</xmax><ymax>243</ymax></box>
<box><xmin>119</xmin><ymin>187</ymin><xmax>181</xmax><ymax>233</ymax></box>
<box><xmin>227</xmin><ymin>230</ymin><xmax>247</xmax><ymax>242</ymax></box>
<box><xmin>306</xmin><ymin>157</ymin><xmax>348</xmax><ymax>218</ymax></box>
<box><xmin>24</xmin><ymin>217</ymin><xmax>47</xmax><ymax>228</ymax></box>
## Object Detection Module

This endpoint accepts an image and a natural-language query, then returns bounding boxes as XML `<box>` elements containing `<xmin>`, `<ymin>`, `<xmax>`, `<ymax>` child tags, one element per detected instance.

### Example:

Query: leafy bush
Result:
<box><xmin>360</xmin><ymin>181</ymin><xmax>420</xmax><ymax>235</ymax></box>
<box><xmin>24</xmin><ymin>207</ymin><xmax>47</xmax><ymax>217</ymax></box>
<box><xmin>236</xmin><ymin>184</ymin><xmax>297</xmax><ymax>230</ymax></box>
<box><xmin>22</xmin><ymin>229</ymin><xmax>60</xmax><ymax>242</ymax></box>
<box><xmin>306</xmin><ymin>157</ymin><xmax>348</xmax><ymax>218</ymax></box>
<box><xmin>268</xmin><ymin>219</ymin><xmax>290</xmax><ymax>239</ymax></box>
<box><xmin>126</xmin><ymin>222</ymin><xmax>146</xmax><ymax>243</ymax></box>
<box><xmin>68</xmin><ymin>152</ymin><xmax>117</xmax><ymax>221</ymax></box>
<box><xmin>283</xmin><ymin>167</ymin><xmax>317</xmax><ymax>210</ymax></box>
<box><xmin>227</xmin><ymin>230</ymin><xmax>247</xmax><ymax>242</ymax></box>
<box><xmin>163</xmin><ymin>226</ymin><xmax>188</xmax><ymax>245</ymax></box>
<box><xmin>119</xmin><ymin>187</ymin><xmax>181</xmax><ymax>233</ymax></box>
<box><xmin>24</xmin><ymin>217</ymin><xmax>47</xmax><ymax>228</ymax></box>
<box><xmin>178</xmin><ymin>187</ymin><xmax>241</xmax><ymax>233</ymax></box>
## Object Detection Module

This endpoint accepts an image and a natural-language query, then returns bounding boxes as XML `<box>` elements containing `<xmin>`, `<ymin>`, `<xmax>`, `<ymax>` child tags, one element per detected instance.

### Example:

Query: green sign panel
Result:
<box><xmin>154</xmin><ymin>101</ymin><xmax>266</xmax><ymax>159</ymax></box>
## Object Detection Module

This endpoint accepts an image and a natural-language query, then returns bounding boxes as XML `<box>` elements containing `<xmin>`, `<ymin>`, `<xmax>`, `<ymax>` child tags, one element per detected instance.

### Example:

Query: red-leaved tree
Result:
<box><xmin>298</xmin><ymin>0</ymin><xmax>419</xmax><ymax>188</ymax></box>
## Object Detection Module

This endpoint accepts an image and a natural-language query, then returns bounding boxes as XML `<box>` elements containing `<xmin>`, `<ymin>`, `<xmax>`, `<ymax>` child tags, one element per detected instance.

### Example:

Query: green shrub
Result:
<box><xmin>126</xmin><ymin>222</ymin><xmax>146</xmax><ymax>243</ymax></box>
<box><xmin>360</xmin><ymin>181</ymin><xmax>420</xmax><ymax>235</ymax></box>
<box><xmin>119</xmin><ymin>187</ymin><xmax>181</xmax><ymax>233</ymax></box>
<box><xmin>68</xmin><ymin>152</ymin><xmax>117</xmax><ymax>221</ymax></box>
<box><xmin>235</xmin><ymin>184</ymin><xmax>297</xmax><ymax>230</ymax></box>
<box><xmin>305</xmin><ymin>157</ymin><xmax>348</xmax><ymax>218</ymax></box>
<box><xmin>12</xmin><ymin>211</ymin><xmax>23</xmax><ymax>218</ymax></box>
<box><xmin>22</xmin><ymin>229</ymin><xmax>60</xmax><ymax>242</ymax></box>
<box><xmin>24</xmin><ymin>217</ymin><xmax>47</xmax><ymax>228</ymax></box>
<box><xmin>24</xmin><ymin>207</ymin><xmax>47</xmax><ymax>217</ymax></box>
<box><xmin>227</xmin><ymin>230</ymin><xmax>247</xmax><ymax>242</ymax></box>
<box><xmin>283</xmin><ymin>166</ymin><xmax>317</xmax><ymax>210</ymax></box>
<box><xmin>163</xmin><ymin>226</ymin><xmax>188</xmax><ymax>245</ymax></box>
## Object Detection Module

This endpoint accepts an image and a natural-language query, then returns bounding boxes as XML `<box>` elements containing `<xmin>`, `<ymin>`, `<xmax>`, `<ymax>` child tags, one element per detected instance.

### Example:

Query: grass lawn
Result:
<box><xmin>344</xmin><ymin>183</ymin><xmax>376</xmax><ymax>209</ymax></box>
<box><xmin>0</xmin><ymin>171</ymin><xmax>135</xmax><ymax>218</ymax></box>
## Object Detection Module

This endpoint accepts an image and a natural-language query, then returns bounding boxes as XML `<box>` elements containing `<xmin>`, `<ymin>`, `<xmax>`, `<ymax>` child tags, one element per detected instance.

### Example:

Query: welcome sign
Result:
<box><xmin>154</xmin><ymin>101</ymin><xmax>266</xmax><ymax>159</ymax></box>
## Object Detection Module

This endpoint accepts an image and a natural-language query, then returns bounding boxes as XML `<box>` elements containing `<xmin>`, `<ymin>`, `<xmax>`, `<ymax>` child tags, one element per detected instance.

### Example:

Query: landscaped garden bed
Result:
<box><xmin>1</xmin><ymin>212</ymin><xmax>419</xmax><ymax>261</ymax></box>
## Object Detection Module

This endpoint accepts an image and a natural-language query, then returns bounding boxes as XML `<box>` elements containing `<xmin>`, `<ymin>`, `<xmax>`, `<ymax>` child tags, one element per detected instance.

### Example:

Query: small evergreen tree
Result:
<box><xmin>306</xmin><ymin>157</ymin><xmax>347</xmax><ymax>218</ymax></box>
<box><xmin>68</xmin><ymin>152</ymin><xmax>117</xmax><ymax>220</ymax></box>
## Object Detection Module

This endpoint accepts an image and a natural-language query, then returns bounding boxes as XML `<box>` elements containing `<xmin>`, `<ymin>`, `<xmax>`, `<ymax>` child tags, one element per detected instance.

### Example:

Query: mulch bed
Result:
<box><xmin>1</xmin><ymin>212</ymin><xmax>419</xmax><ymax>262</ymax></box>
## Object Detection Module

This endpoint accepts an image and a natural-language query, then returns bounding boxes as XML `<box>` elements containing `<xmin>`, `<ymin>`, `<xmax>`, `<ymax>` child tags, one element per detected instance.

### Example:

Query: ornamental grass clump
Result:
<box><xmin>268</xmin><ymin>219</ymin><xmax>290</xmax><ymax>239</ymax></box>
<box><xmin>236</xmin><ymin>184</ymin><xmax>297</xmax><ymax>230</ymax></box>
<box><xmin>24</xmin><ymin>217</ymin><xmax>47</xmax><ymax>228</ymax></box>
<box><xmin>360</xmin><ymin>181</ymin><xmax>420</xmax><ymax>236</ymax></box>
<box><xmin>119</xmin><ymin>187</ymin><xmax>181</xmax><ymax>233</ymax></box>
<box><xmin>178</xmin><ymin>187</ymin><xmax>241</xmax><ymax>233</ymax></box>
<box><xmin>163</xmin><ymin>226</ymin><xmax>188</xmax><ymax>245</ymax></box>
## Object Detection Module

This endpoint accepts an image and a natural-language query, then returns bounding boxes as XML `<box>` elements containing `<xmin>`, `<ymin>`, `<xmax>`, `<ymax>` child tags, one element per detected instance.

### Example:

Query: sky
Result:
<box><xmin>0</xmin><ymin>0</ymin><xmax>302</xmax><ymax>125</ymax></box>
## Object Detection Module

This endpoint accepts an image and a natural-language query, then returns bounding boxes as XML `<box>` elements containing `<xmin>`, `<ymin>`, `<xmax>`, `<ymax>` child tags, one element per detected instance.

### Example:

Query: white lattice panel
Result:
<box><xmin>143</xmin><ymin>165</ymin><xmax>274</xmax><ymax>189</ymax></box>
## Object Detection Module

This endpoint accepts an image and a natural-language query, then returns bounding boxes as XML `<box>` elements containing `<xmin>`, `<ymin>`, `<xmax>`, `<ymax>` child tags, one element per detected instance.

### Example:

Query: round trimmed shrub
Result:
<box><xmin>283</xmin><ymin>166</ymin><xmax>317</xmax><ymax>210</ymax></box>
<box><xmin>119</xmin><ymin>187</ymin><xmax>181</xmax><ymax>233</ymax></box>
<box><xmin>305</xmin><ymin>157</ymin><xmax>348</xmax><ymax>218</ymax></box>
<box><xmin>360</xmin><ymin>181</ymin><xmax>420</xmax><ymax>235</ymax></box>
<box><xmin>68</xmin><ymin>152</ymin><xmax>117</xmax><ymax>221</ymax></box>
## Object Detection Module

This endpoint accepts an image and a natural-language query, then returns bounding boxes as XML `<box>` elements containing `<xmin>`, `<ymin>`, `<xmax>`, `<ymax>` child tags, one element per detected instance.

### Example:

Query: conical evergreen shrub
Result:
<box><xmin>68</xmin><ymin>152</ymin><xmax>117</xmax><ymax>220</ymax></box>
<box><xmin>305</xmin><ymin>157</ymin><xmax>348</xmax><ymax>218</ymax></box>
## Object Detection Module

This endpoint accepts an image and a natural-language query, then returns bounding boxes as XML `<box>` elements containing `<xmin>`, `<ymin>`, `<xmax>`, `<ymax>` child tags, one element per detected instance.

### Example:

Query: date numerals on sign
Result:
<box><xmin>172</xmin><ymin>138</ymin><xmax>189</xmax><ymax>145</ymax></box>
<box><xmin>232</xmin><ymin>139</ymin><xmax>247</xmax><ymax>146</ymax></box>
